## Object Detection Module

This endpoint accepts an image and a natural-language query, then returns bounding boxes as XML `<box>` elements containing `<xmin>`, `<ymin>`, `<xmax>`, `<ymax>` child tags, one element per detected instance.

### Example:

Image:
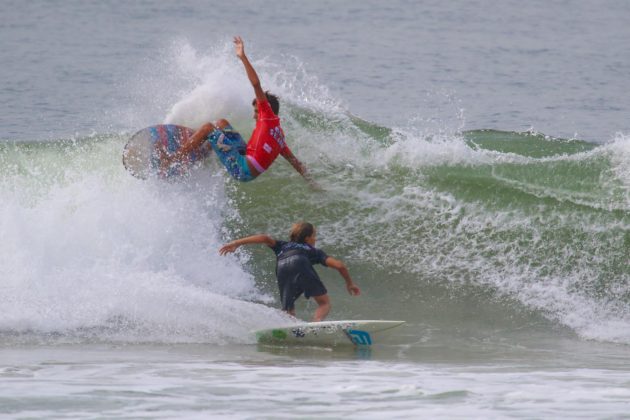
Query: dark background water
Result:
<box><xmin>1</xmin><ymin>0</ymin><xmax>629</xmax><ymax>141</ymax></box>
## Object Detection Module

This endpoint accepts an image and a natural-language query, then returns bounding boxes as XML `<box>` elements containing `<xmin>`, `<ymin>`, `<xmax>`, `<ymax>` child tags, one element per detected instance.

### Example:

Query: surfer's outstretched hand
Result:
<box><xmin>309</xmin><ymin>180</ymin><xmax>324</xmax><ymax>192</ymax></box>
<box><xmin>233</xmin><ymin>36</ymin><xmax>245</xmax><ymax>58</ymax></box>
<box><xmin>347</xmin><ymin>283</ymin><xmax>361</xmax><ymax>296</ymax></box>
<box><xmin>219</xmin><ymin>242</ymin><xmax>239</xmax><ymax>255</ymax></box>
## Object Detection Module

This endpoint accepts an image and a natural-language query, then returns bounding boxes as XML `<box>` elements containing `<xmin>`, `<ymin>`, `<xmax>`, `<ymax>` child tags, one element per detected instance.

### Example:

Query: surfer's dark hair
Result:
<box><xmin>252</xmin><ymin>91</ymin><xmax>280</xmax><ymax>115</ymax></box>
<box><xmin>290</xmin><ymin>222</ymin><xmax>315</xmax><ymax>243</ymax></box>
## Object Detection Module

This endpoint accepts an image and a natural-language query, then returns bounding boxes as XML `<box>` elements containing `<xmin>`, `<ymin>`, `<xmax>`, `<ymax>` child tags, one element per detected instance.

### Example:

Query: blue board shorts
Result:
<box><xmin>206</xmin><ymin>125</ymin><xmax>254</xmax><ymax>182</ymax></box>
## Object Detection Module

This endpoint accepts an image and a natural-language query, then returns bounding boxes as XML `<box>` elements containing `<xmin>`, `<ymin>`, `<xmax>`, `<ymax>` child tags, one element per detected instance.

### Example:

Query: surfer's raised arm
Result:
<box><xmin>234</xmin><ymin>36</ymin><xmax>266</xmax><ymax>103</ymax></box>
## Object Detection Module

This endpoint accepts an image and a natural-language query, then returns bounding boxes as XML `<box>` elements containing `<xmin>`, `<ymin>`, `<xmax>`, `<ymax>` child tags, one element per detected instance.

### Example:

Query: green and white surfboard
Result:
<box><xmin>255</xmin><ymin>320</ymin><xmax>405</xmax><ymax>347</ymax></box>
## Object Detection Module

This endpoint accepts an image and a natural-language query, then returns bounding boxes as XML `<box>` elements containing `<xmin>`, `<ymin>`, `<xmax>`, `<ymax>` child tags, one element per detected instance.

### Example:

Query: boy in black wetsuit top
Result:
<box><xmin>219</xmin><ymin>222</ymin><xmax>360</xmax><ymax>321</ymax></box>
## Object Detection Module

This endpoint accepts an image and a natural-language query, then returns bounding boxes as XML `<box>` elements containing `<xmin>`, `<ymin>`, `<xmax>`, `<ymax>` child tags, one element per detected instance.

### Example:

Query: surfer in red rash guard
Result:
<box><xmin>165</xmin><ymin>37</ymin><xmax>318</xmax><ymax>188</ymax></box>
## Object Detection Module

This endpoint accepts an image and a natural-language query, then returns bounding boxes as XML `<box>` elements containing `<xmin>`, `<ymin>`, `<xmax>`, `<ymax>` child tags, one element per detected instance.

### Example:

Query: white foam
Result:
<box><xmin>608</xmin><ymin>132</ymin><xmax>630</xmax><ymax>208</ymax></box>
<box><xmin>0</xmin><ymin>140</ymin><xmax>290</xmax><ymax>343</ymax></box>
<box><xmin>162</xmin><ymin>40</ymin><xmax>253</xmax><ymax>130</ymax></box>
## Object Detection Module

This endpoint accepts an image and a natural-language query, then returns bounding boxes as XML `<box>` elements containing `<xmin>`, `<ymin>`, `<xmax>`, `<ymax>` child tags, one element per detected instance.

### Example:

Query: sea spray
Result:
<box><xmin>0</xmin><ymin>136</ymin><xmax>289</xmax><ymax>344</ymax></box>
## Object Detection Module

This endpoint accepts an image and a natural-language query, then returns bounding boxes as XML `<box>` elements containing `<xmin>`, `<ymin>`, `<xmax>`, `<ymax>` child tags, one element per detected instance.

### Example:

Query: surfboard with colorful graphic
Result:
<box><xmin>123</xmin><ymin>124</ymin><xmax>212</xmax><ymax>179</ymax></box>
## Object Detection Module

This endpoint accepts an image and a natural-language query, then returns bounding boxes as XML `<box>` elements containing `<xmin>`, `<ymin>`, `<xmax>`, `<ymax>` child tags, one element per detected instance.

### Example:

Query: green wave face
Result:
<box><xmin>1</xmin><ymin>108</ymin><xmax>628</xmax><ymax>344</ymax></box>
<box><xmin>233</xmin><ymin>108</ymin><xmax>630</xmax><ymax>342</ymax></box>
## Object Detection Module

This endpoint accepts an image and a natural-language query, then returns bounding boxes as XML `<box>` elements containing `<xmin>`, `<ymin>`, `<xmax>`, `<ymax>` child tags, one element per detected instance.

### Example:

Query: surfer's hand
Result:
<box><xmin>219</xmin><ymin>242</ymin><xmax>239</xmax><ymax>255</ymax></box>
<box><xmin>300</xmin><ymin>170</ymin><xmax>322</xmax><ymax>191</ymax></box>
<box><xmin>233</xmin><ymin>36</ymin><xmax>245</xmax><ymax>58</ymax></box>
<box><xmin>347</xmin><ymin>283</ymin><xmax>361</xmax><ymax>296</ymax></box>
<box><xmin>307</xmin><ymin>179</ymin><xmax>324</xmax><ymax>191</ymax></box>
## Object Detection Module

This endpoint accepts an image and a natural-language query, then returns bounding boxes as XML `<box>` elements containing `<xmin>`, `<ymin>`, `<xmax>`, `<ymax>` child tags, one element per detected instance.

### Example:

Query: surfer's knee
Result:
<box><xmin>199</xmin><ymin>122</ymin><xmax>216</xmax><ymax>134</ymax></box>
<box><xmin>312</xmin><ymin>295</ymin><xmax>331</xmax><ymax>322</ymax></box>
<box><xmin>314</xmin><ymin>294</ymin><xmax>330</xmax><ymax>308</ymax></box>
<box><xmin>214</xmin><ymin>119</ymin><xmax>231</xmax><ymax>130</ymax></box>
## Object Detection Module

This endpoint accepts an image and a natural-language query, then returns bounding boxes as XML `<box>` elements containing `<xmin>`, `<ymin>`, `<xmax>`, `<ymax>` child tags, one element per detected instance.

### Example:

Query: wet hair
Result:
<box><xmin>289</xmin><ymin>222</ymin><xmax>315</xmax><ymax>244</ymax></box>
<box><xmin>252</xmin><ymin>91</ymin><xmax>280</xmax><ymax>115</ymax></box>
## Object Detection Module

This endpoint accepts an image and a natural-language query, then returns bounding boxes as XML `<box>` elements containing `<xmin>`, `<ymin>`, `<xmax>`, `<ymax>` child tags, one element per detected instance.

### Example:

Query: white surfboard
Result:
<box><xmin>255</xmin><ymin>320</ymin><xmax>405</xmax><ymax>347</ymax></box>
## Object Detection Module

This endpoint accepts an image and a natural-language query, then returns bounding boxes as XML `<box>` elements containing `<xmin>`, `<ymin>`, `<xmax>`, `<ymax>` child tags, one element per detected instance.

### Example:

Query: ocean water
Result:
<box><xmin>1</xmin><ymin>0</ymin><xmax>629</xmax><ymax>418</ymax></box>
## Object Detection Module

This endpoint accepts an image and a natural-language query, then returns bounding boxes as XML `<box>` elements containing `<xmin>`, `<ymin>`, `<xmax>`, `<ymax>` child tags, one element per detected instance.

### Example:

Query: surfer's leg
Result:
<box><xmin>278</xmin><ymin>274</ymin><xmax>303</xmax><ymax>315</ymax></box>
<box><xmin>214</xmin><ymin>119</ymin><xmax>231</xmax><ymax>130</ymax></box>
<box><xmin>311</xmin><ymin>294</ymin><xmax>330</xmax><ymax>322</ymax></box>
<box><xmin>302</xmin><ymin>273</ymin><xmax>328</xmax><ymax>321</ymax></box>
<box><xmin>186</xmin><ymin>123</ymin><xmax>216</xmax><ymax>151</ymax></box>
<box><xmin>157</xmin><ymin>123</ymin><xmax>215</xmax><ymax>174</ymax></box>
<box><xmin>172</xmin><ymin>123</ymin><xmax>216</xmax><ymax>159</ymax></box>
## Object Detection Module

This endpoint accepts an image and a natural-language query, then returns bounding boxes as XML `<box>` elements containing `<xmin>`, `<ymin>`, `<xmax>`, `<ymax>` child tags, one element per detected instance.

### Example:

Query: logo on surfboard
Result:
<box><xmin>347</xmin><ymin>329</ymin><xmax>372</xmax><ymax>345</ymax></box>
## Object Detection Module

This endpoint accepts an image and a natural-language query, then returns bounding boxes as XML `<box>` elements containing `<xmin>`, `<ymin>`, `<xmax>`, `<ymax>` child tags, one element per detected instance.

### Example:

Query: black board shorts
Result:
<box><xmin>277</xmin><ymin>254</ymin><xmax>328</xmax><ymax>311</ymax></box>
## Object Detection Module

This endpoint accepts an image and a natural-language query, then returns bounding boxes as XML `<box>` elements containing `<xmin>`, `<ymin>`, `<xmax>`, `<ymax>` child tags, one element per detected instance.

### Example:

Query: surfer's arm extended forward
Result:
<box><xmin>234</xmin><ymin>36</ymin><xmax>266</xmax><ymax>103</ymax></box>
<box><xmin>324</xmin><ymin>257</ymin><xmax>361</xmax><ymax>296</ymax></box>
<box><xmin>219</xmin><ymin>235</ymin><xmax>276</xmax><ymax>255</ymax></box>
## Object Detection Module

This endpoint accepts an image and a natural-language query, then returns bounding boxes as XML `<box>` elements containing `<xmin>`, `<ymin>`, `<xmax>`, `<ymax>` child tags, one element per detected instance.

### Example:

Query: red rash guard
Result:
<box><xmin>246</xmin><ymin>99</ymin><xmax>291</xmax><ymax>173</ymax></box>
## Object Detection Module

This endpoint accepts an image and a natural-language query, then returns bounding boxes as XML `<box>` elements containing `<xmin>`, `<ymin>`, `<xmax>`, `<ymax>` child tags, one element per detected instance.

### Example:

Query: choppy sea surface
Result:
<box><xmin>1</xmin><ymin>1</ymin><xmax>629</xmax><ymax>418</ymax></box>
